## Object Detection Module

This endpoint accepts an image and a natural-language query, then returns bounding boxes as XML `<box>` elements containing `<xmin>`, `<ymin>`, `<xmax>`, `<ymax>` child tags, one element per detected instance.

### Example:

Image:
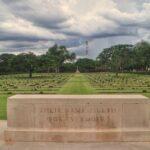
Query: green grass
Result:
<box><xmin>0</xmin><ymin>94</ymin><xmax>10</xmax><ymax>120</ymax></box>
<box><xmin>0</xmin><ymin>73</ymin><xmax>72</xmax><ymax>120</ymax></box>
<box><xmin>0</xmin><ymin>73</ymin><xmax>72</xmax><ymax>94</ymax></box>
<box><xmin>86</xmin><ymin>73</ymin><xmax>150</xmax><ymax>94</ymax></box>
<box><xmin>143</xmin><ymin>93</ymin><xmax>150</xmax><ymax>98</ymax></box>
<box><xmin>0</xmin><ymin>72</ymin><xmax>150</xmax><ymax>120</ymax></box>
<box><xmin>59</xmin><ymin>73</ymin><xmax>95</xmax><ymax>94</ymax></box>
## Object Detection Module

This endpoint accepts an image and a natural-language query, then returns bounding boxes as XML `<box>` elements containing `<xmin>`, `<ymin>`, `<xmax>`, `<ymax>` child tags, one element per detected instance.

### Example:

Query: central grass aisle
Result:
<box><xmin>59</xmin><ymin>73</ymin><xmax>95</xmax><ymax>94</ymax></box>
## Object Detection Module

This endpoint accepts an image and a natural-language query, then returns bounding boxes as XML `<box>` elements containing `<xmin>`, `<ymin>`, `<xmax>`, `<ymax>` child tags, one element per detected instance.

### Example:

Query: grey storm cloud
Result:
<box><xmin>0</xmin><ymin>0</ymin><xmax>150</xmax><ymax>57</ymax></box>
<box><xmin>0</xmin><ymin>31</ymin><xmax>51</xmax><ymax>42</ymax></box>
<box><xmin>1</xmin><ymin>0</ymin><xmax>71</xmax><ymax>30</ymax></box>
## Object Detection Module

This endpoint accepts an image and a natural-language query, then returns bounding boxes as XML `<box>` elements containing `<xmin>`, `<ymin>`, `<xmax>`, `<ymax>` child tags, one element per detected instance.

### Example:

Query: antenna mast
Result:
<box><xmin>85</xmin><ymin>40</ymin><xmax>89</xmax><ymax>56</ymax></box>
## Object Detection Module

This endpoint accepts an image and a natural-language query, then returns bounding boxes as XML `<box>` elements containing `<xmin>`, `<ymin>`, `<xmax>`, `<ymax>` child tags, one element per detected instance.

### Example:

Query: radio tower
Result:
<box><xmin>85</xmin><ymin>40</ymin><xmax>89</xmax><ymax>57</ymax></box>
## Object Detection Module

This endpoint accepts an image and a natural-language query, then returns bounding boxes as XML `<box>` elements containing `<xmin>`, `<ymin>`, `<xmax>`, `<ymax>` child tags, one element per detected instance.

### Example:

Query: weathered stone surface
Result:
<box><xmin>2</xmin><ymin>120</ymin><xmax>150</xmax><ymax>150</ymax></box>
<box><xmin>5</xmin><ymin>95</ymin><xmax>150</xmax><ymax>142</ymax></box>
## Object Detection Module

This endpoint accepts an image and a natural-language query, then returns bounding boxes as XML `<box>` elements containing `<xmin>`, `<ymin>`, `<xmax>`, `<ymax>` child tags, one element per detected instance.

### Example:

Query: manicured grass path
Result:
<box><xmin>59</xmin><ymin>73</ymin><xmax>95</xmax><ymax>94</ymax></box>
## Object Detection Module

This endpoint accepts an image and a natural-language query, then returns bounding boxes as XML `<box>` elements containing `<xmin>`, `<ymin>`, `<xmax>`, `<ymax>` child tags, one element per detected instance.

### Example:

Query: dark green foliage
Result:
<box><xmin>76</xmin><ymin>58</ymin><xmax>96</xmax><ymax>72</ymax></box>
<box><xmin>0</xmin><ymin>45</ymin><xmax>76</xmax><ymax>75</ymax></box>
<box><xmin>61</xmin><ymin>63</ymin><xmax>76</xmax><ymax>72</ymax></box>
<box><xmin>0</xmin><ymin>54</ymin><xmax>15</xmax><ymax>74</ymax></box>
<box><xmin>96</xmin><ymin>41</ymin><xmax>150</xmax><ymax>73</ymax></box>
<box><xmin>45</xmin><ymin>44</ymin><xmax>76</xmax><ymax>73</ymax></box>
<box><xmin>133</xmin><ymin>41</ymin><xmax>150</xmax><ymax>71</ymax></box>
<box><xmin>0</xmin><ymin>41</ymin><xmax>149</xmax><ymax>74</ymax></box>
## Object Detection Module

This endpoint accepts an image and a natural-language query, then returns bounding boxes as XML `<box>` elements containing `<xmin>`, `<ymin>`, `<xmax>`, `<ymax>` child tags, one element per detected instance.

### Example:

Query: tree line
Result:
<box><xmin>96</xmin><ymin>41</ymin><xmax>150</xmax><ymax>74</ymax></box>
<box><xmin>0</xmin><ymin>45</ymin><xmax>76</xmax><ymax>77</ymax></box>
<box><xmin>0</xmin><ymin>41</ymin><xmax>150</xmax><ymax>77</ymax></box>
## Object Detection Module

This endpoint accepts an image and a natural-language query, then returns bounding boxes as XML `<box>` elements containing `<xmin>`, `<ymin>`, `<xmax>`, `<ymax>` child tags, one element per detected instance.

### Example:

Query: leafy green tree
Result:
<box><xmin>37</xmin><ymin>54</ymin><xmax>54</xmax><ymax>73</ymax></box>
<box><xmin>97</xmin><ymin>44</ymin><xmax>133</xmax><ymax>75</ymax></box>
<box><xmin>70</xmin><ymin>53</ymin><xmax>76</xmax><ymax>62</ymax></box>
<box><xmin>11</xmin><ymin>52</ymin><xmax>37</xmax><ymax>78</ymax></box>
<box><xmin>133</xmin><ymin>41</ymin><xmax>150</xmax><ymax>71</ymax></box>
<box><xmin>110</xmin><ymin>45</ymin><xmax>133</xmax><ymax>75</ymax></box>
<box><xmin>76</xmin><ymin>58</ymin><xmax>96</xmax><ymax>72</ymax></box>
<box><xmin>26</xmin><ymin>52</ymin><xmax>37</xmax><ymax>78</ymax></box>
<box><xmin>96</xmin><ymin>48</ymin><xmax>113</xmax><ymax>71</ymax></box>
<box><xmin>0</xmin><ymin>40</ymin><xmax>149</xmax><ymax>75</ymax></box>
<box><xmin>0</xmin><ymin>54</ymin><xmax>15</xmax><ymax>74</ymax></box>
<box><xmin>61</xmin><ymin>63</ymin><xmax>76</xmax><ymax>72</ymax></box>
<box><xmin>46</xmin><ymin>45</ymin><xmax>76</xmax><ymax>73</ymax></box>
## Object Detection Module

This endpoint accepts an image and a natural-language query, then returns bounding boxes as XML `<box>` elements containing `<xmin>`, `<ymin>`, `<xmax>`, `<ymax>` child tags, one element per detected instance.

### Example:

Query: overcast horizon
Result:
<box><xmin>0</xmin><ymin>0</ymin><xmax>150</xmax><ymax>58</ymax></box>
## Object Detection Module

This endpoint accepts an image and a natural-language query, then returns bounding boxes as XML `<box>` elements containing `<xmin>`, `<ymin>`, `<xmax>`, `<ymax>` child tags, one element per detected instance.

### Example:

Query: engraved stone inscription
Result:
<box><xmin>6</xmin><ymin>95</ymin><xmax>150</xmax><ymax>142</ymax></box>
<box><xmin>35</xmin><ymin>103</ymin><xmax>122</xmax><ymax>129</ymax></box>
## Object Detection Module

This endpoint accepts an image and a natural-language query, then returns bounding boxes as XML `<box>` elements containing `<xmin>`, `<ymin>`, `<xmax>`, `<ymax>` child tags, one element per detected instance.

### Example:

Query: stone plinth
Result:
<box><xmin>5</xmin><ymin>95</ymin><xmax>150</xmax><ymax>142</ymax></box>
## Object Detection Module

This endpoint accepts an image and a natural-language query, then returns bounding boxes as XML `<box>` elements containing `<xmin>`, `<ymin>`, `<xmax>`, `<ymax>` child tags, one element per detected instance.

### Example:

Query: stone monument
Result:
<box><xmin>76</xmin><ymin>66</ymin><xmax>80</xmax><ymax>73</ymax></box>
<box><xmin>5</xmin><ymin>95</ymin><xmax>150</xmax><ymax>142</ymax></box>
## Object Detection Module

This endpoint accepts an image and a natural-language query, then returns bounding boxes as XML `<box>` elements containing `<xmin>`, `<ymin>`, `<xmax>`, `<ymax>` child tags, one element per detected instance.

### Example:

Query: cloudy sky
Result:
<box><xmin>0</xmin><ymin>0</ymin><xmax>150</xmax><ymax>58</ymax></box>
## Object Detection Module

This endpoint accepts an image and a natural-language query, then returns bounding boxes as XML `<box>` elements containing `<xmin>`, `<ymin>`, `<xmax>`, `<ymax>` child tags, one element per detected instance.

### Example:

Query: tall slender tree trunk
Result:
<box><xmin>57</xmin><ymin>67</ymin><xmax>60</xmax><ymax>73</ymax></box>
<box><xmin>47</xmin><ymin>67</ymin><xmax>50</xmax><ymax>73</ymax></box>
<box><xmin>29</xmin><ymin>66</ymin><xmax>32</xmax><ymax>78</ymax></box>
<box><xmin>29</xmin><ymin>70</ymin><xmax>32</xmax><ymax>78</ymax></box>
<box><xmin>29</xmin><ymin>69</ymin><xmax>32</xmax><ymax>78</ymax></box>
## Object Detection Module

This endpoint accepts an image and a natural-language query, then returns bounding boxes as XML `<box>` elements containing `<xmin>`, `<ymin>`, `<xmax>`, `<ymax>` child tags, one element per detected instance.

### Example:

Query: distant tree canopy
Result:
<box><xmin>133</xmin><ymin>41</ymin><xmax>150</xmax><ymax>71</ymax></box>
<box><xmin>0</xmin><ymin>41</ymin><xmax>149</xmax><ymax>76</ymax></box>
<box><xmin>96</xmin><ymin>44</ymin><xmax>133</xmax><ymax>74</ymax></box>
<box><xmin>45</xmin><ymin>45</ymin><xmax>76</xmax><ymax>73</ymax></box>
<box><xmin>76</xmin><ymin>58</ymin><xmax>96</xmax><ymax>72</ymax></box>
<box><xmin>96</xmin><ymin>41</ymin><xmax>150</xmax><ymax>73</ymax></box>
<box><xmin>0</xmin><ymin>45</ymin><xmax>76</xmax><ymax>77</ymax></box>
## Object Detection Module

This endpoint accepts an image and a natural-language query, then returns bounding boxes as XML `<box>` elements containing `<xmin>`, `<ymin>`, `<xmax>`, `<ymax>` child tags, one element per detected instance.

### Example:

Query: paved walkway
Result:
<box><xmin>59</xmin><ymin>73</ymin><xmax>95</xmax><ymax>94</ymax></box>
<box><xmin>0</xmin><ymin>121</ymin><xmax>150</xmax><ymax>150</ymax></box>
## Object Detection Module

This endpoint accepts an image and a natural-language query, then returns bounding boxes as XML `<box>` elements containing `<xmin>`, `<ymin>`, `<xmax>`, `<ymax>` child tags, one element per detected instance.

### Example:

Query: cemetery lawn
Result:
<box><xmin>0</xmin><ymin>72</ymin><xmax>150</xmax><ymax>120</ymax></box>
<box><xmin>59</xmin><ymin>73</ymin><xmax>95</xmax><ymax>94</ymax></box>
<box><xmin>0</xmin><ymin>73</ymin><xmax>72</xmax><ymax>94</ymax></box>
<box><xmin>86</xmin><ymin>72</ymin><xmax>150</xmax><ymax>94</ymax></box>
<box><xmin>0</xmin><ymin>94</ymin><xmax>10</xmax><ymax>120</ymax></box>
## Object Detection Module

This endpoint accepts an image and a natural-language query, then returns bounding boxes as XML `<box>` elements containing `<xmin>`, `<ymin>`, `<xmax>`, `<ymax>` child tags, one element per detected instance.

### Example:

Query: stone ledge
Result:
<box><xmin>5</xmin><ymin>129</ymin><xmax>150</xmax><ymax>142</ymax></box>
